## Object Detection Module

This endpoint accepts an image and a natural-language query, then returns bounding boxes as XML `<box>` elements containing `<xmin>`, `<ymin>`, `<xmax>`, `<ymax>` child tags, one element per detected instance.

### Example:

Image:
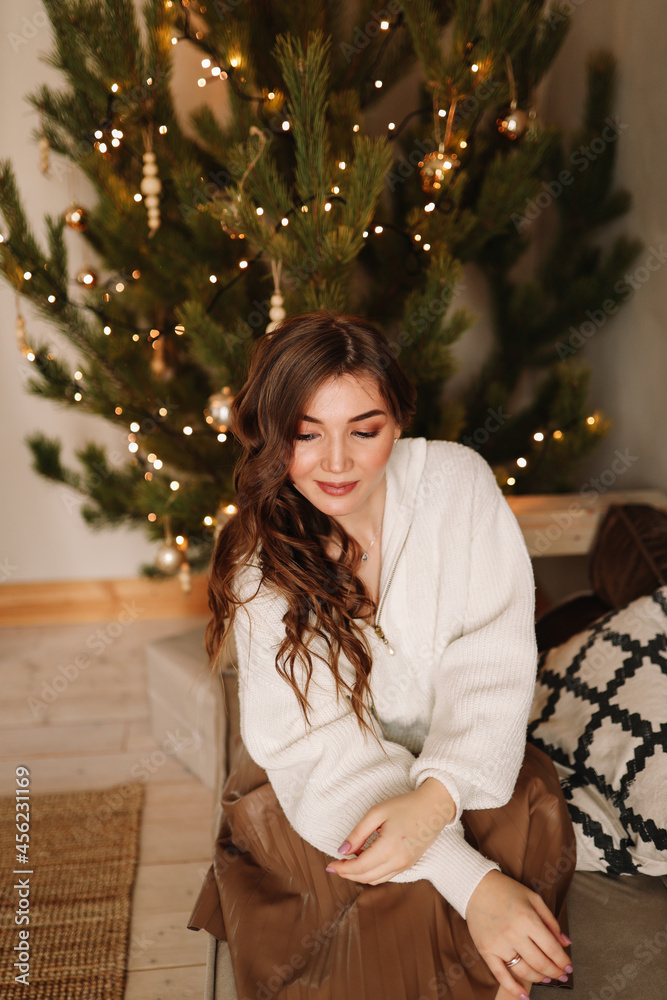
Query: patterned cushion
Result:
<box><xmin>528</xmin><ymin>586</ymin><xmax>667</xmax><ymax>875</ymax></box>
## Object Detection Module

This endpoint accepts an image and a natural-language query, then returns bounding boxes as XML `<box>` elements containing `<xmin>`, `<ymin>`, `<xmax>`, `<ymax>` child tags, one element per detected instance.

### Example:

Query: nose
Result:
<box><xmin>320</xmin><ymin>436</ymin><xmax>354</xmax><ymax>475</ymax></box>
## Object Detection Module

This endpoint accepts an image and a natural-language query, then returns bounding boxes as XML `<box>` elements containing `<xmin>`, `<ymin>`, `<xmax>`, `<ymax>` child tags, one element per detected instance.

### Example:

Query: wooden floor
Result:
<box><xmin>0</xmin><ymin>615</ymin><xmax>216</xmax><ymax>1000</ymax></box>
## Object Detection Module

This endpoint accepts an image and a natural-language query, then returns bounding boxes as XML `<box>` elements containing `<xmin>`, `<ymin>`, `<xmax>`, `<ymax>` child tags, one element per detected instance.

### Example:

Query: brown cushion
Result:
<box><xmin>535</xmin><ymin>591</ymin><xmax>612</xmax><ymax>654</ymax></box>
<box><xmin>589</xmin><ymin>503</ymin><xmax>667</xmax><ymax>610</ymax></box>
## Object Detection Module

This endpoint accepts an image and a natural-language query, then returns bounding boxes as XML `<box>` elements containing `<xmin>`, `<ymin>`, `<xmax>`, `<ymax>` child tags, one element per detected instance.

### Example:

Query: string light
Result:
<box><xmin>459</xmin><ymin>140</ymin><xmax>467</xmax><ymax>149</ymax></box>
<box><xmin>132</xmin><ymin>334</ymin><xmax>139</xmax><ymax>341</ymax></box>
<box><xmin>239</xmin><ymin>260</ymin><xmax>248</xmax><ymax>268</ymax></box>
<box><xmin>517</xmin><ymin>457</ymin><xmax>527</xmax><ymax>467</ymax></box>
<box><xmin>424</xmin><ymin>202</ymin><xmax>435</xmax><ymax>212</ymax></box>
<box><xmin>324</xmin><ymin>202</ymin><xmax>332</xmax><ymax>212</ymax></box>
<box><xmin>533</xmin><ymin>431</ymin><xmax>544</xmax><ymax>441</ymax></box>
<box><xmin>438</xmin><ymin>109</ymin><xmax>446</xmax><ymax>118</ymax></box>
<box><xmin>507</xmin><ymin>477</ymin><xmax>516</xmax><ymax>486</ymax></box>
<box><xmin>158</xmin><ymin>407</ymin><xmax>168</xmax><ymax>416</ymax></box>
<box><xmin>170</xmin><ymin>480</ymin><xmax>179</xmax><ymax>491</ymax></box>
<box><xmin>175</xmin><ymin>535</ymin><xmax>184</xmax><ymax>546</ymax></box>
<box><xmin>353</xmin><ymin>124</ymin><xmax>360</xmax><ymax>132</ymax></box>
<box><xmin>115</xmin><ymin>282</ymin><xmax>124</xmax><ymax>292</ymax></box>
<box><xmin>380</xmin><ymin>19</ymin><xmax>389</xmax><ymax>29</ymax></box>
<box><xmin>175</xmin><ymin>324</ymin><xmax>185</xmax><ymax>335</ymax></box>
<box><xmin>338</xmin><ymin>161</ymin><xmax>346</xmax><ymax>170</ymax></box>
<box><xmin>115</xmin><ymin>406</ymin><xmax>123</xmax><ymax>415</ymax></box>
<box><xmin>209</xmin><ymin>274</ymin><xmax>217</xmax><ymax>283</ymax></box>
<box><xmin>331</xmin><ymin>186</ymin><xmax>339</xmax><ymax>194</ymax></box>
<box><xmin>74</xmin><ymin>371</ymin><xmax>83</xmax><ymax>380</ymax></box>
<box><xmin>183</xmin><ymin>426</ymin><xmax>193</xmax><ymax>435</ymax></box>
<box><xmin>414</xmin><ymin>234</ymin><xmax>422</xmax><ymax>241</ymax></box>
<box><xmin>268</xmin><ymin>91</ymin><xmax>275</xmax><ymax>99</ymax></box>
<box><xmin>134</xmin><ymin>193</ymin><xmax>142</xmax><ymax>201</ymax></box>
<box><xmin>217</xmin><ymin>432</ymin><xmax>227</xmax><ymax>442</ymax></box>
<box><xmin>201</xmin><ymin>58</ymin><xmax>211</xmax><ymax>68</ymax></box>
<box><xmin>111</xmin><ymin>83</ymin><xmax>119</xmax><ymax>92</ymax></box>
<box><xmin>256</xmin><ymin>206</ymin><xmax>264</xmax><ymax>215</ymax></box>
<box><xmin>74</xmin><ymin>392</ymin><xmax>82</xmax><ymax>401</ymax></box>
<box><xmin>471</xmin><ymin>63</ymin><xmax>479</xmax><ymax>72</ymax></box>
<box><xmin>95</xmin><ymin>130</ymin><xmax>103</xmax><ymax>139</ymax></box>
<box><xmin>281</xmin><ymin>217</ymin><xmax>289</xmax><ymax>226</ymax></box>
<box><xmin>301</xmin><ymin>205</ymin><xmax>309</xmax><ymax>212</ymax></box>
<box><xmin>362</xmin><ymin>230</ymin><xmax>368</xmax><ymax>237</ymax></box>
<box><xmin>282</xmin><ymin>120</ymin><xmax>290</xmax><ymax>131</ymax></box>
<box><xmin>148</xmin><ymin>513</ymin><xmax>157</xmax><ymax>522</ymax></box>
<box><xmin>98</xmin><ymin>143</ymin><xmax>107</xmax><ymax>153</ymax></box>
<box><xmin>374</xmin><ymin>80</ymin><xmax>383</xmax><ymax>89</ymax></box>
<box><xmin>130</xmin><ymin>422</ymin><xmax>140</xmax><ymax>432</ymax></box>
<box><xmin>128</xmin><ymin>441</ymin><xmax>138</xmax><ymax>452</ymax></box>
<box><xmin>423</xmin><ymin>243</ymin><xmax>431</xmax><ymax>251</ymax></box>
<box><xmin>48</xmin><ymin>295</ymin><xmax>56</xmax><ymax>303</ymax></box>
<box><xmin>224</xmin><ymin>504</ymin><xmax>237</xmax><ymax>514</ymax></box>
<box><xmin>553</xmin><ymin>430</ymin><xmax>563</xmax><ymax>439</ymax></box>
<box><xmin>388</xmin><ymin>122</ymin><xmax>395</xmax><ymax>130</ymax></box>
<box><xmin>153</xmin><ymin>459</ymin><xmax>163</xmax><ymax>469</ymax></box>
<box><xmin>147</xmin><ymin>453</ymin><xmax>156</xmax><ymax>462</ymax></box>
<box><xmin>586</xmin><ymin>415</ymin><xmax>596</xmax><ymax>425</ymax></box>
<box><xmin>197</xmin><ymin>78</ymin><xmax>206</xmax><ymax>88</ymax></box>
<box><xmin>158</xmin><ymin>125</ymin><xmax>167</xmax><ymax>134</ymax></box>
<box><xmin>374</xmin><ymin>225</ymin><xmax>383</xmax><ymax>233</ymax></box>
<box><xmin>23</xmin><ymin>271</ymin><xmax>31</xmax><ymax>279</ymax></box>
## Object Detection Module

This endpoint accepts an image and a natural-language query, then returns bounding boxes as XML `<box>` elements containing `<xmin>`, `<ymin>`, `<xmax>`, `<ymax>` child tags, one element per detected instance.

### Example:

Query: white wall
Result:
<box><xmin>2</xmin><ymin>3</ymin><xmax>665</xmax><ymax>586</ymax></box>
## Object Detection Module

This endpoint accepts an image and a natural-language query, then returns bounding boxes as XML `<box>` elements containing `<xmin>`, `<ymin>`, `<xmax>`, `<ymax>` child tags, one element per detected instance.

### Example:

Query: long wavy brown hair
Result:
<box><xmin>205</xmin><ymin>310</ymin><xmax>417</xmax><ymax>743</ymax></box>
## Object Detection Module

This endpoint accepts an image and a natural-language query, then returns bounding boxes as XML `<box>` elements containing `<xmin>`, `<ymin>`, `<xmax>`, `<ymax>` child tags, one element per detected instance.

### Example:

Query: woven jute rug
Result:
<box><xmin>0</xmin><ymin>781</ymin><xmax>145</xmax><ymax>998</ymax></box>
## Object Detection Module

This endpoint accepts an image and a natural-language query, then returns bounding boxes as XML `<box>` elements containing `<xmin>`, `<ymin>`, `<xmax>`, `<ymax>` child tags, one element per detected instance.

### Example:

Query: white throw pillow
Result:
<box><xmin>528</xmin><ymin>586</ymin><xmax>667</xmax><ymax>875</ymax></box>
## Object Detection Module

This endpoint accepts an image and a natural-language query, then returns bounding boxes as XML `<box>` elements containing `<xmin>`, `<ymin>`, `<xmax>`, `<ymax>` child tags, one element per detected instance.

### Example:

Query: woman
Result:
<box><xmin>189</xmin><ymin>311</ymin><xmax>576</xmax><ymax>1000</ymax></box>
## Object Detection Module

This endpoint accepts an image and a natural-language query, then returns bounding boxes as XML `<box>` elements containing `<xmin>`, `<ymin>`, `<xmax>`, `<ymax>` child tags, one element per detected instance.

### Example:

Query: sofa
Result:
<box><xmin>192</xmin><ymin>503</ymin><xmax>667</xmax><ymax>999</ymax></box>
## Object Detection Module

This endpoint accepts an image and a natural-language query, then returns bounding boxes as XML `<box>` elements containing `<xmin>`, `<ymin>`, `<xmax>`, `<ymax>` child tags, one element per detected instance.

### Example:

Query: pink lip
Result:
<box><xmin>316</xmin><ymin>481</ymin><xmax>358</xmax><ymax>495</ymax></box>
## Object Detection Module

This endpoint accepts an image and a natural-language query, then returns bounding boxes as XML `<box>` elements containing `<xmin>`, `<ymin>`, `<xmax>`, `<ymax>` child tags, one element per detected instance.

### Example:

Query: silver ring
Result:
<box><xmin>504</xmin><ymin>954</ymin><xmax>522</xmax><ymax>969</ymax></box>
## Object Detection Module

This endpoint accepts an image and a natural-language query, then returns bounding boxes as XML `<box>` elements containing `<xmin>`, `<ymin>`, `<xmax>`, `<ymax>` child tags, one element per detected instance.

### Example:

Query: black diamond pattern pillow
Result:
<box><xmin>528</xmin><ymin>586</ymin><xmax>667</xmax><ymax>875</ymax></box>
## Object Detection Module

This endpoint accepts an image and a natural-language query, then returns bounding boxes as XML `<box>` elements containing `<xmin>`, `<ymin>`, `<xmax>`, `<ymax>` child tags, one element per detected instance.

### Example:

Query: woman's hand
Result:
<box><xmin>324</xmin><ymin>777</ymin><xmax>456</xmax><ymax>884</ymax></box>
<box><xmin>465</xmin><ymin>870</ymin><xmax>573</xmax><ymax>999</ymax></box>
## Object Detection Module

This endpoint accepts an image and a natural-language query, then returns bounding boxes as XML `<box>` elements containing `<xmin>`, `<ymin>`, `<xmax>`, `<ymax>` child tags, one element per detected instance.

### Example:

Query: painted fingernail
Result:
<box><xmin>541</xmin><ymin>977</ymin><xmax>552</xmax><ymax>983</ymax></box>
<box><xmin>325</xmin><ymin>866</ymin><xmax>336</xmax><ymax>873</ymax></box>
<box><xmin>561</xmin><ymin>933</ymin><xmax>572</xmax><ymax>945</ymax></box>
<box><xmin>558</xmin><ymin>974</ymin><xmax>569</xmax><ymax>982</ymax></box>
<box><xmin>565</xmin><ymin>964</ymin><xmax>573</xmax><ymax>974</ymax></box>
<box><xmin>519</xmin><ymin>993</ymin><xmax>530</xmax><ymax>1000</ymax></box>
<box><xmin>337</xmin><ymin>841</ymin><xmax>351</xmax><ymax>854</ymax></box>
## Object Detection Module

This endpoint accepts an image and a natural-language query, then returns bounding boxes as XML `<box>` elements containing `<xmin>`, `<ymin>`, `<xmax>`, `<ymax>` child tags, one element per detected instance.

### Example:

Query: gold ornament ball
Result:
<box><xmin>155</xmin><ymin>538</ymin><xmax>182</xmax><ymax>574</ymax></box>
<box><xmin>497</xmin><ymin>108</ymin><xmax>529</xmax><ymax>140</ymax></box>
<box><xmin>418</xmin><ymin>148</ymin><xmax>460</xmax><ymax>193</ymax></box>
<box><xmin>207</xmin><ymin>387</ymin><xmax>234</xmax><ymax>432</ymax></box>
<box><xmin>65</xmin><ymin>204</ymin><xmax>88</xmax><ymax>231</ymax></box>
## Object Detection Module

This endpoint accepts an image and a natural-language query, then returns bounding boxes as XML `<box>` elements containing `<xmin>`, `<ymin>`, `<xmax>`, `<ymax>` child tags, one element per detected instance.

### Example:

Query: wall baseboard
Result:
<box><xmin>0</xmin><ymin>575</ymin><xmax>209</xmax><ymax>627</ymax></box>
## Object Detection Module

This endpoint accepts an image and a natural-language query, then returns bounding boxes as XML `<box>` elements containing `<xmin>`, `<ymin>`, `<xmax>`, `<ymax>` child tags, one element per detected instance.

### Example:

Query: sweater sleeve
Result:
<box><xmin>408</xmin><ymin>451</ymin><xmax>538</xmax><ymax>824</ymax></box>
<box><xmin>233</xmin><ymin>563</ymin><xmax>501</xmax><ymax>919</ymax></box>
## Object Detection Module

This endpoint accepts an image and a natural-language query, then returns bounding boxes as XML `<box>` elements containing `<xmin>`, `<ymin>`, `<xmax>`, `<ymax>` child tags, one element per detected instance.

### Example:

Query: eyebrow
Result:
<box><xmin>301</xmin><ymin>409</ymin><xmax>387</xmax><ymax>424</ymax></box>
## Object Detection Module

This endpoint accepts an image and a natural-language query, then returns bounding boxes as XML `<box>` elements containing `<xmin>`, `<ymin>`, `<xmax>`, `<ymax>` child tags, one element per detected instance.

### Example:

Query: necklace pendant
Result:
<box><xmin>361</xmin><ymin>552</ymin><xmax>368</xmax><ymax>561</ymax></box>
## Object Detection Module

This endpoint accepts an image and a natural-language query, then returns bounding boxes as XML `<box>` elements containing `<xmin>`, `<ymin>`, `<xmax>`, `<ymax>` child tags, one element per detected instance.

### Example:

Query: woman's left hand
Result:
<box><xmin>324</xmin><ymin>778</ymin><xmax>456</xmax><ymax>884</ymax></box>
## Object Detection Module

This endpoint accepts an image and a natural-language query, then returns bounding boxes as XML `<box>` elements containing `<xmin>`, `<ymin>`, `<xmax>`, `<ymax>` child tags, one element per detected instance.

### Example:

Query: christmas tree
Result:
<box><xmin>0</xmin><ymin>0</ymin><xmax>641</xmax><ymax>585</ymax></box>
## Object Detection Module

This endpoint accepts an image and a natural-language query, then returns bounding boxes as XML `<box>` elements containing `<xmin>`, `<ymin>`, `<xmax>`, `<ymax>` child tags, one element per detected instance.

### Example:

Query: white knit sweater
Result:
<box><xmin>232</xmin><ymin>437</ymin><xmax>538</xmax><ymax>919</ymax></box>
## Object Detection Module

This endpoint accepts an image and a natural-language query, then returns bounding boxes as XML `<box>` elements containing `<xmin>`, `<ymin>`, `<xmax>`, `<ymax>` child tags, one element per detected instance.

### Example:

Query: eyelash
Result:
<box><xmin>295</xmin><ymin>431</ymin><xmax>379</xmax><ymax>442</ymax></box>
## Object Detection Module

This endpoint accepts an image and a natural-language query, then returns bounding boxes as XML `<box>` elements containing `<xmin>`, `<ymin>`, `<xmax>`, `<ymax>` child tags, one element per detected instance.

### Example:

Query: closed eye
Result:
<box><xmin>295</xmin><ymin>430</ymin><xmax>380</xmax><ymax>441</ymax></box>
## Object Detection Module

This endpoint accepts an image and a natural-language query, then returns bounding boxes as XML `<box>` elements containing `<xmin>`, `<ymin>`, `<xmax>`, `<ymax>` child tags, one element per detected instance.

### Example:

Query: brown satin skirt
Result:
<box><xmin>188</xmin><ymin>738</ymin><xmax>576</xmax><ymax>1000</ymax></box>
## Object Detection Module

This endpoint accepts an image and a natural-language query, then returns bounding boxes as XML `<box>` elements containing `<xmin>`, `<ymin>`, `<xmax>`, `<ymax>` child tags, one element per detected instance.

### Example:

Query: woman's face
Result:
<box><xmin>287</xmin><ymin>373</ymin><xmax>401</xmax><ymax>519</ymax></box>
